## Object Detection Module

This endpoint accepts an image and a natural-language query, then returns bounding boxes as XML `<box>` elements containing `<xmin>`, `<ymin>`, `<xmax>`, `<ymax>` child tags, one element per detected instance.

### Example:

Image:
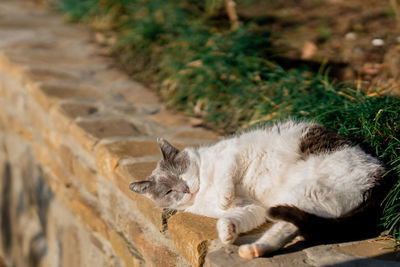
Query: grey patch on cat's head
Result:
<box><xmin>299</xmin><ymin>125</ymin><xmax>355</xmax><ymax>158</ymax></box>
<box><xmin>129</xmin><ymin>139</ymin><xmax>191</xmax><ymax>208</ymax></box>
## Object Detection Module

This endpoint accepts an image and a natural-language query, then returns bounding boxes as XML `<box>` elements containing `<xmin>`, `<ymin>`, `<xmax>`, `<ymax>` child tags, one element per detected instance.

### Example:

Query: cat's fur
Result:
<box><xmin>129</xmin><ymin>120</ymin><xmax>387</xmax><ymax>259</ymax></box>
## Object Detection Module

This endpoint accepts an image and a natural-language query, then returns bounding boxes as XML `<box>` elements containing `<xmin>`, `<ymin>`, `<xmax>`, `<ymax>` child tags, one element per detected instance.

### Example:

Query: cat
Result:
<box><xmin>129</xmin><ymin>120</ymin><xmax>387</xmax><ymax>259</ymax></box>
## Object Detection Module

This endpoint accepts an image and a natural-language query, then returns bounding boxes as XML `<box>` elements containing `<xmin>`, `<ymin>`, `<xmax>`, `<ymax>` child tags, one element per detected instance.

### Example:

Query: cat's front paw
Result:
<box><xmin>217</xmin><ymin>218</ymin><xmax>238</xmax><ymax>244</ymax></box>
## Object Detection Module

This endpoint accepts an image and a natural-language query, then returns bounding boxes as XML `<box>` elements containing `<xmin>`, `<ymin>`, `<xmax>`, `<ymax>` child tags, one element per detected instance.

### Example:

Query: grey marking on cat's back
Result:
<box><xmin>299</xmin><ymin>125</ymin><xmax>355</xmax><ymax>158</ymax></box>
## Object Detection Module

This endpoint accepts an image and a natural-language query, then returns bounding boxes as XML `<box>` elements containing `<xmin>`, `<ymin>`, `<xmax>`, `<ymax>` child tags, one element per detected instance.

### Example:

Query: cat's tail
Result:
<box><xmin>267</xmin><ymin>204</ymin><xmax>382</xmax><ymax>242</ymax></box>
<box><xmin>269</xmin><ymin>168</ymin><xmax>395</xmax><ymax>242</ymax></box>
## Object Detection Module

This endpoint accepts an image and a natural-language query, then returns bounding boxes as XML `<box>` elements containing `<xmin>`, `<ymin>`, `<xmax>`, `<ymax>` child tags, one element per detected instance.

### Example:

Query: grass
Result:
<box><xmin>52</xmin><ymin>0</ymin><xmax>400</xmax><ymax>244</ymax></box>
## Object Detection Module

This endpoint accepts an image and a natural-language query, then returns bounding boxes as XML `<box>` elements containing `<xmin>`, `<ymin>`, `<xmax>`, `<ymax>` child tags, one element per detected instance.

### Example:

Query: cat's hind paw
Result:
<box><xmin>238</xmin><ymin>244</ymin><xmax>262</xmax><ymax>259</ymax></box>
<box><xmin>217</xmin><ymin>218</ymin><xmax>238</xmax><ymax>244</ymax></box>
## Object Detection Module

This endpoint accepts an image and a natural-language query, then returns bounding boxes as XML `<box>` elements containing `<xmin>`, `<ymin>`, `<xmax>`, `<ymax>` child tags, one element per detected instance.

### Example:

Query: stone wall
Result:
<box><xmin>0</xmin><ymin>1</ymin><xmax>220</xmax><ymax>266</ymax></box>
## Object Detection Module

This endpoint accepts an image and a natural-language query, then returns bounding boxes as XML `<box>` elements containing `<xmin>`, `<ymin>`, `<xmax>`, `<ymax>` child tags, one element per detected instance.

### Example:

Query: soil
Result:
<box><xmin>238</xmin><ymin>0</ymin><xmax>400</xmax><ymax>95</ymax></box>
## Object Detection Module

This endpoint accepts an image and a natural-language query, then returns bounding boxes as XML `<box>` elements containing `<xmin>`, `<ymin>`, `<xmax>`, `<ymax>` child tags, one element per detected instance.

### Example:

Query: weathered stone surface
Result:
<box><xmin>0</xmin><ymin>108</ymin><xmax>32</xmax><ymax>141</ymax></box>
<box><xmin>114</xmin><ymin>162</ymin><xmax>164</xmax><ymax>230</ymax></box>
<box><xmin>115</xmin><ymin>161</ymin><xmax>158</xmax><ymax>182</ymax></box>
<box><xmin>113</xmin><ymin>81</ymin><xmax>159</xmax><ymax>105</ymax></box>
<box><xmin>333</xmin><ymin>238</ymin><xmax>400</xmax><ymax>261</ymax></box>
<box><xmin>205</xmin><ymin>247</ymin><xmax>311</xmax><ymax>267</ymax></box>
<box><xmin>173</xmin><ymin>129</ymin><xmax>220</xmax><ymax>141</ymax></box>
<box><xmin>29</xmin><ymin>81</ymin><xmax>105</xmax><ymax>110</ymax></box>
<box><xmin>58</xmin><ymin>101</ymin><xmax>99</xmax><ymax>119</ymax></box>
<box><xmin>71</xmin><ymin>118</ymin><xmax>143</xmax><ymax>151</ymax></box>
<box><xmin>69</xmin><ymin>193</ymin><xmax>108</xmax><ymax>237</ymax></box>
<box><xmin>151</xmin><ymin>109</ymin><xmax>190</xmax><ymax>126</ymax></box>
<box><xmin>72</xmin><ymin>156</ymin><xmax>98</xmax><ymax>196</ymax></box>
<box><xmin>109</xmin><ymin>230</ymin><xmax>143</xmax><ymax>267</ymax></box>
<box><xmin>59</xmin><ymin>145</ymin><xmax>74</xmax><ymax>173</ymax></box>
<box><xmin>22</xmin><ymin>65</ymin><xmax>78</xmax><ymax>82</ymax></box>
<box><xmin>169</xmin><ymin>212</ymin><xmax>218</xmax><ymax>267</ymax></box>
<box><xmin>62</xmin><ymin>226</ymin><xmax>81</xmax><ymax>267</ymax></box>
<box><xmin>127</xmin><ymin>220</ymin><xmax>179</xmax><ymax>267</ymax></box>
<box><xmin>95</xmin><ymin>140</ymin><xmax>160</xmax><ymax>179</ymax></box>
<box><xmin>114</xmin><ymin>161</ymin><xmax>164</xmax><ymax>229</ymax></box>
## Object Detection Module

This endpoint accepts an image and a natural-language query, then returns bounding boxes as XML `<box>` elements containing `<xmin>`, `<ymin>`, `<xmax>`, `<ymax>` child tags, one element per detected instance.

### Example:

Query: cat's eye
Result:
<box><xmin>165</xmin><ymin>189</ymin><xmax>173</xmax><ymax>195</ymax></box>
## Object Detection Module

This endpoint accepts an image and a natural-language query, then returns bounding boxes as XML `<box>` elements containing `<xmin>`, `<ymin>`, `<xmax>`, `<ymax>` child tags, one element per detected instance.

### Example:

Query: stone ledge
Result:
<box><xmin>2</xmin><ymin>1</ymin><xmax>399</xmax><ymax>267</ymax></box>
<box><xmin>169</xmin><ymin>212</ymin><xmax>218</xmax><ymax>267</ymax></box>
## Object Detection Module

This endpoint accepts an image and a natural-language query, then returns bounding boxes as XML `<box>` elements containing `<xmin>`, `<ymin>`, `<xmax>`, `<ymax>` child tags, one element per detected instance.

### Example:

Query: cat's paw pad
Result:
<box><xmin>217</xmin><ymin>218</ymin><xmax>238</xmax><ymax>244</ymax></box>
<box><xmin>219</xmin><ymin>192</ymin><xmax>235</xmax><ymax>210</ymax></box>
<box><xmin>238</xmin><ymin>244</ymin><xmax>262</xmax><ymax>259</ymax></box>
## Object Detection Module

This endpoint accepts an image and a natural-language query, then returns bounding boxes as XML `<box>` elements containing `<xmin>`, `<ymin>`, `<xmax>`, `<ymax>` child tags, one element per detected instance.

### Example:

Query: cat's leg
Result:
<box><xmin>217</xmin><ymin>204</ymin><xmax>267</xmax><ymax>244</ymax></box>
<box><xmin>214</xmin><ymin>155</ymin><xmax>237</xmax><ymax>210</ymax></box>
<box><xmin>238</xmin><ymin>221</ymin><xmax>298</xmax><ymax>259</ymax></box>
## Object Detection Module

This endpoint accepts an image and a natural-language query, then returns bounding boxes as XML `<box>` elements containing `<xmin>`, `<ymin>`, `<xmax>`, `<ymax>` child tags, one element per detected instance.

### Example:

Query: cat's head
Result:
<box><xmin>129</xmin><ymin>138</ymin><xmax>200</xmax><ymax>210</ymax></box>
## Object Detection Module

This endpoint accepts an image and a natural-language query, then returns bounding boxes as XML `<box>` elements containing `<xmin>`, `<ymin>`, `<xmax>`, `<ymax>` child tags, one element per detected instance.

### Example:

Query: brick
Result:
<box><xmin>168</xmin><ymin>212</ymin><xmax>218</xmax><ymax>267</ymax></box>
<box><xmin>95</xmin><ymin>140</ymin><xmax>160</xmax><ymax>179</ymax></box>
<box><xmin>109</xmin><ymin>230</ymin><xmax>143</xmax><ymax>267</ymax></box>
<box><xmin>51</xmin><ymin>101</ymin><xmax>99</xmax><ymax>134</ymax></box>
<box><xmin>113</xmin><ymin>81</ymin><xmax>159</xmax><ymax>105</ymax></box>
<box><xmin>151</xmin><ymin>109</ymin><xmax>190</xmax><ymax>127</ymax></box>
<box><xmin>115</xmin><ymin>161</ymin><xmax>158</xmax><ymax>182</ymax></box>
<box><xmin>62</xmin><ymin>226</ymin><xmax>81</xmax><ymax>267</ymax></box>
<box><xmin>69</xmin><ymin>193</ymin><xmax>108</xmax><ymax>237</ymax></box>
<box><xmin>172</xmin><ymin>130</ymin><xmax>220</xmax><ymax>141</ymax></box>
<box><xmin>71</xmin><ymin>156</ymin><xmax>98</xmax><ymax>196</ymax></box>
<box><xmin>127</xmin><ymin>220</ymin><xmax>178</xmax><ymax>267</ymax></box>
<box><xmin>58</xmin><ymin>145</ymin><xmax>74</xmax><ymax>173</ymax></box>
<box><xmin>70</xmin><ymin>118</ymin><xmax>143</xmax><ymax>152</ymax></box>
<box><xmin>114</xmin><ymin>163</ymin><xmax>164</xmax><ymax>230</ymax></box>
<box><xmin>58</xmin><ymin>101</ymin><xmax>99</xmax><ymax>119</ymax></box>
<box><xmin>29</xmin><ymin>81</ymin><xmax>105</xmax><ymax>111</ymax></box>
<box><xmin>33</xmin><ymin>143</ymin><xmax>72</xmax><ymax>186</ymax></box>
<box><xmin>26</xmin><ymin>98</ymin><xmax>48</xmax><ymax>132</ymax></box>
<box><xmin>22</xmin><ymin>66</ymin><xmax>78</xmax><ymax>82</ymax></box>
<box><xmin>333</xmin><ymin>238</ymin><xmax>400</xmax><ymax>260</ymax></box>
<box><xmin>0</xmin><ymin>108</ymin><xmax>33</xmax><ymax>141</ymax></box>
<box><xmin>49</xmin><ymin>107</ymin><xmax>74</xmax><ymax>135</ymax></box>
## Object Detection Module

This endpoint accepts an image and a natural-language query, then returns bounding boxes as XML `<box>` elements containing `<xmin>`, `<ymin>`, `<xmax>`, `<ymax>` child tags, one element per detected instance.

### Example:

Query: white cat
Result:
<box><xmin>129</xmin><ymin>120</ymin><xmax>386</xmax><ymax>259</ymax></box>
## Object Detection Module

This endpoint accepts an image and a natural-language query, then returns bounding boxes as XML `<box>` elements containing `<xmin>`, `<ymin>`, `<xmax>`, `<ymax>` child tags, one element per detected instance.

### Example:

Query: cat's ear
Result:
<box><xmin>157</xmin><ymin>138</ymin><xmax>180</xmax><ymax>161</ymax></box>
<box><xmin>129</xmin><ymin>181</ymin><xmax>153</xmax><ymax>194</ymax></box>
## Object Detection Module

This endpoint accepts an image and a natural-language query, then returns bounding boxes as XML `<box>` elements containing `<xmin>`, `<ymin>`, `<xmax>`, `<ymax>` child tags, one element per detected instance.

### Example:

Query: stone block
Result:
<box><xmin>33</xmin><ymin>143</ymin><xmax>72</xmax><ymax>186</ymax></box>
<box><xmin>333</xmin><ymin>238</ymin><xmax>400</xmax><ymax>261</ymax></box>
<box><xmin>114</xmin><ymin>166</ymin><xmax>164</xmax><ymax>230</ymax></box>
<box><xmin>109</xmin><ymin>230</ymin><xmax>143</xmax><ymax>267</ymax></box>
<box><xmin>26</xmin><ymin>98</ymin><xmax>48</xmax><ymax>133</ymax></box>
<box><xmin>69</xmin><ymin>193</ymin><xmax>108</xmax><ymax>237</ymax></box>
<box><xmin>173</xmin><ymin>130</ymin><xmax>220</xmax><ymax>141</ymax></box>
<box><xmin>115</xmin><ymin>161</ymin><xmax>158</xmax><ymax>182</ymax></box>
<box><xmin>127</xmin><ymin>220</ymin><xmax>178</xmax><ymax>267</ymax></box>
<box><xmin>61</xmin><ymin>226</ymin><xmax>81</xmax><ymax>267</ymax></box>
<box><xmin>58</xmin><ymin>101</ymin><xmax>99</xmax><ymax>119</ymax></box>
<box><xmin>113</xmin><ymin>81</ymin><xmax>159</xmax><ymax>105</ymax></box>
<box><xmin>58</xmin><ymin>145</ymin><xmax>74</xmax><ymax>173</ymax></box>
<box><xmin>70</xmin><ymin>118</ymin><xmax>143</xmax><ymax>152</ymax></box>
<box><xmin>29</xmin><ymin>81</ymin><xmax>105</xmax><ymax>111</ymax></box>
<box><xmin>0</xmin><ymin>108</ymin><xmax>32</xmax><ymax>141</ymax></box>
<box><xmin>168</xmin><ymin>212</ymin><xmax>218</xmax><ymax>267</ymax></box>
<box><xmin>22</xmin><ymin>66</ymin><xmax>78</xmax><ymax>82</ymax></box>
<box><xmin>71</xmin><ymin>156</ymin><xmax>98</xmax><ymax>196</ymax></box>
<box><xmin>95</xmin><ymin>140</ymin><xmax>160</xmax><ymax>179</ymax></box>
<box><xmin>150</xmin><ymin>109</ymin><xmax>190</xmax><ymax>127</ymax></box>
